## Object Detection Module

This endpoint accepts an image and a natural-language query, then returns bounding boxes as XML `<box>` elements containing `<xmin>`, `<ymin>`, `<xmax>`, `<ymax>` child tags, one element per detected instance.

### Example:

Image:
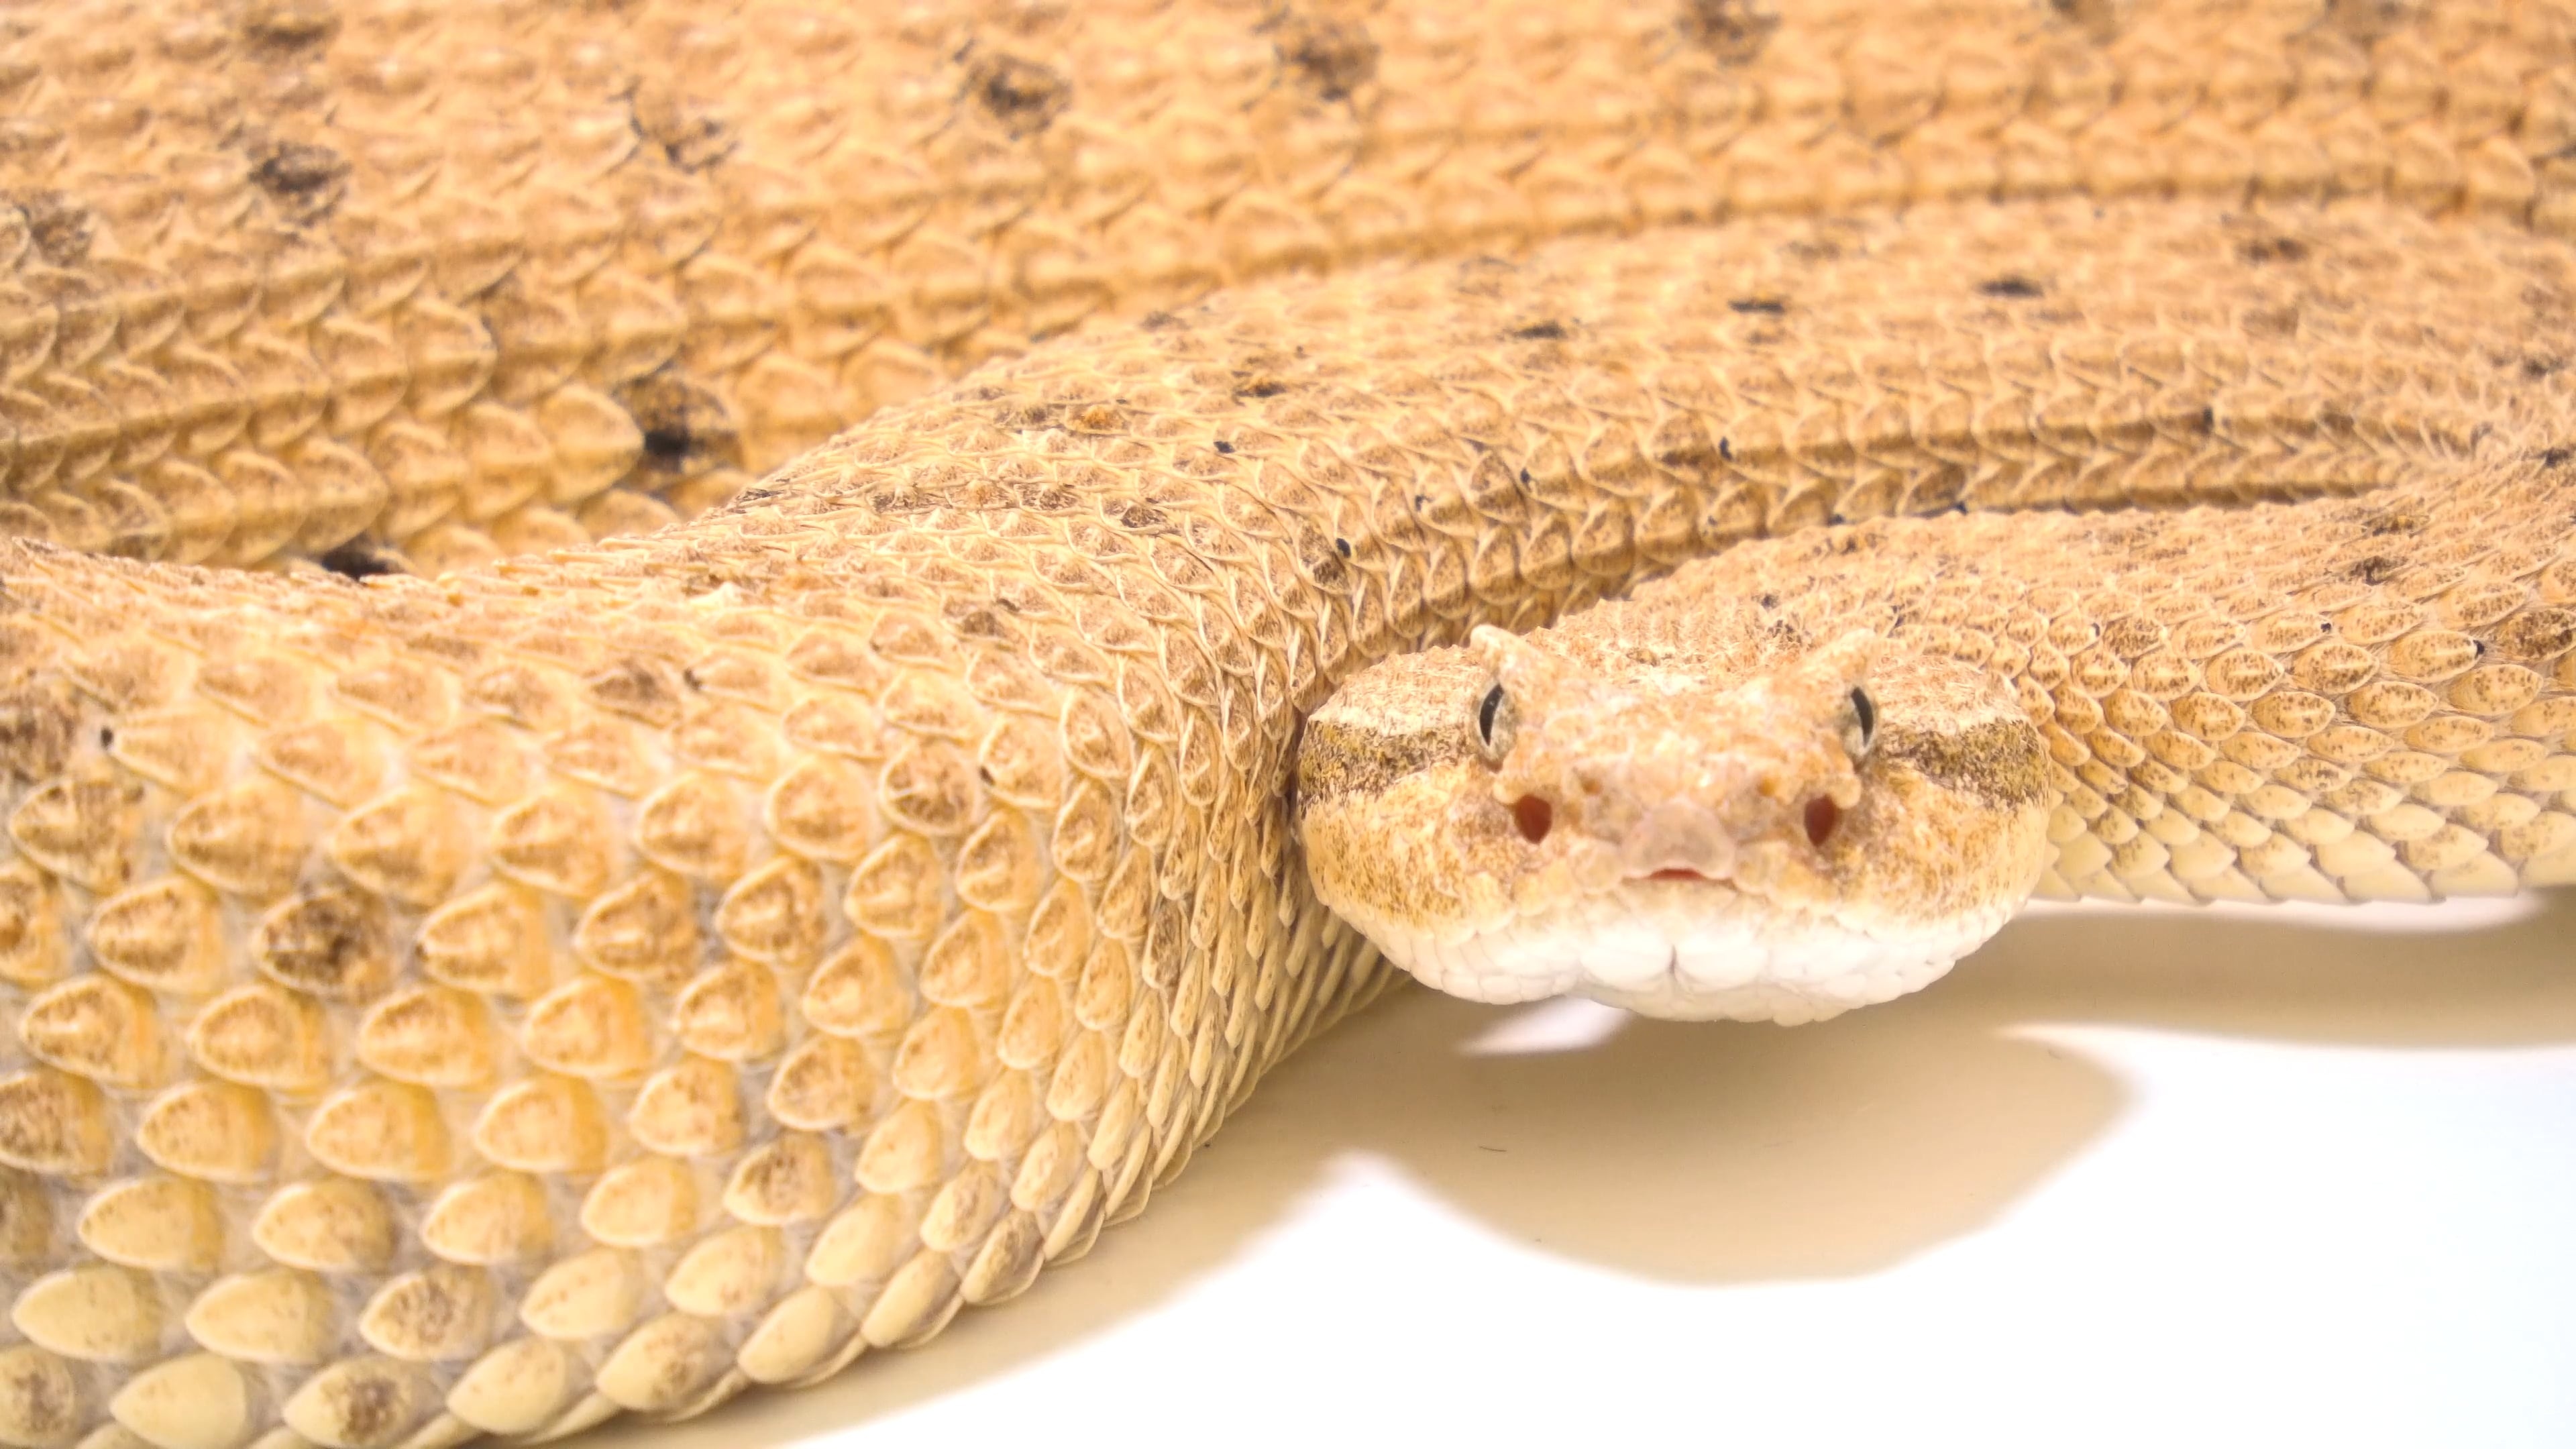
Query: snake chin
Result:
<box><xmin>1362</xmin><ymin>883</ymin><xmax>2021</xmax><ymax>1024</ymax></box>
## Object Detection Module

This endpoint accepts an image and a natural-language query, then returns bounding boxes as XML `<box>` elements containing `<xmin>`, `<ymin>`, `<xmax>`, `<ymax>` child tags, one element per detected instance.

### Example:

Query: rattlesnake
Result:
<box><xmin>0</xmin><ymin>2</ymin><xmax>2567</xmax><ymax>1447</ymax></box>
<box><xmin>1295</xmin><ymin>202</ymin><xmax>2575</xmax><ymax>1020</ymax></box>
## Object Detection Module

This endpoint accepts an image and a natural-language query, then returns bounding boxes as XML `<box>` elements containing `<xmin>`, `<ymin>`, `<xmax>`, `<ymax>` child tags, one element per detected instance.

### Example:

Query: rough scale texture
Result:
<box><xmin>0</xmin><ymin>1</ymin><xmax>2571</xmax><ymax>1448</ymax></box>
<box><xmin>5</xmin><ymin>0</ymin><xmax>2576</xmax><ymax>570</ymax></box>
<box><xmin>1296</xmin><ymin>198</ymin><xmax>2575</xmax><ymax>1018</ymax></box>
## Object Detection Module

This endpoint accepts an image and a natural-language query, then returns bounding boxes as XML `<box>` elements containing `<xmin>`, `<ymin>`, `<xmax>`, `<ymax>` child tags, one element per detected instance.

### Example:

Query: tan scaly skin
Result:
<box><xmin>1301</xmin><ymin>203</ymin><xmax>2576</xmax><ymax>1018</ymax></box>
<box><xmin>0</xmin><ymin>3</ymin><xmax>2573</xmax><ymax>1448</ymax></box>
<box><xmin>1301</xmin><ymin>442</ymin><xmax>2576</xmax><ymax>1018</ymax></box>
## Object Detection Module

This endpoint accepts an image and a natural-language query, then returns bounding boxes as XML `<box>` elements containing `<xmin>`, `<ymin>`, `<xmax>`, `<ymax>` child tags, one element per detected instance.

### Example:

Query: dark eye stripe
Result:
<box><xmin>1850</xmin><ymin>686</ymin><xmax>1876</xmax><ymax>747</ymax></box>
<box><xmin>1477</xmin><ymin>684</ymin><xmax>1505</xmax><ymax>745</ymax></box>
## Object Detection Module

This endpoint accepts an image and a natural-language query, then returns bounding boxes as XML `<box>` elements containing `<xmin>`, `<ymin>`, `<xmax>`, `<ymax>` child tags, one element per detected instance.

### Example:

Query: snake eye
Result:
<box><xmin>1849</xmin><ymin>686</ymin><xmax>1877</xmax><ymax>753</ymax></box>
<box><xmin>1476</xmin><ymin>683</ymin><xmax>1507</xmax><ymax>751</ymax></box>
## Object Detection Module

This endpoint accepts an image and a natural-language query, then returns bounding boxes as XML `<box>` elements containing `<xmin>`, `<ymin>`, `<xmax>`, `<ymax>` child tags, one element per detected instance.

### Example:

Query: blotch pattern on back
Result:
<box><xmin>0</xmin><ymin>0</ymin><xmax>2567</xmax><ymax>1446</ymax></box>
<box><xmin>0</xmin><ymin>0</ymin><xmax>2570</xmax><ymax>570</ymax></box>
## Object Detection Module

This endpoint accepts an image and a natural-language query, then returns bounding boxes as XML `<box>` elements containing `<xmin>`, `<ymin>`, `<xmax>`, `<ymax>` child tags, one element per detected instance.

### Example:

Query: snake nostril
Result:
<box><xmin>1511</xmin><ymin>794</ymin><xmax>1554</xmax><ymax>845</ymax></box>
<box><xmin>1804</xmin><ymin>795</ymin><xmax>1841</xmax><ymax>849</ymax></box>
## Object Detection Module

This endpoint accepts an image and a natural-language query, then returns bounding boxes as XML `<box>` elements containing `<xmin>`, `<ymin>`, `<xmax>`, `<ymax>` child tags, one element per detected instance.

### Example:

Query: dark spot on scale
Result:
<box><xmin>1680</xmin><ymin>0</ymin><xmax>1782</xmax><ymax>64</ymax></box>
<box><xmin>97</xmin><ymin>726</ymin><xmax>113</xmax><ymax>750</ymax></box>
<box><xmin>2237</xmin><ymin>235</ymin><xmax>2311</xmax><ymax>266</ymax></box>
<box><xmin>260</xmin><ymin>889</ymin><xmax>390</xmax><ymax>996</ymax></box>
<box><xmin>1236</xmin><ymin>377</ymin><xmax>1287</xmax><ymax>398</ymax></box>
<box><xmin>2195</xmin><ymin>405</ymin><xmax>2216</xmax><ymax>434</ymax></box>
<box><xmin>1728</xmin><ymin>297</ymin><xmax>1787</xmax><ymax>315</ymax></box>
<box><xmin>620</xmin><ymin>369</ymin><xmax>739</xmax><ymax>476</ymax></box>
<box><xmin>1213</xmin><ymin>439</ymin><xmax>1234</xmax><ymax>453</ymax></box>
<box><xmin>1719</xmin><ymin>437</ymin><xmax>1734</xmax><ymax>462</ymax></box>
<box><xmin>0</xmin><ymin>694</ymin><xmax>73</xmax><ymax>783</ymax></box>
<box><xmin>1758</xmin><ymin>592</ymin><xmax>1779</xmax><ymax>609</ymax></box>
<box><xmin>1334</xmin><ymin>537</ymin><xmax>1351</xmax><ymax>557</ymax></box>
<box><xmin>8</xmin><ymin>191</ymin><xmax>91</xmax><ymax>266</ymax></box>
<box><xmin>947</xmin><ymin>604</ymin><xmax>1006</xmax><ymax>639</ymax></box>
<box><xmin>1273</xmin><ymin>14</ymin><xmax>1380</xmax><ymax>101</ymax></box>
<box><xmin>1517</xmin><ymin>467</ymin><xmax>1532</xmax><ymax>485</ymax></box>
<box><xmin>968</xmin><ymin>52</ymin><xmax>1072</xmax><ymax>135</ymax></box>
<box><xmin>588</xmin><ymin>658</ymin><xmax>683</xmax><ymax>724</ymax></box>
<box><xmin>1140</xmin><ymin>311</ymin><xmax>1179</xmax><ymax>330</ymax></box>
<box><xmin>978</xmin><ymin>766</ymin><xmax>995</xmax><ymax>786</ymax></box>
<box><xmin>318</xmin><ymin>538</ymin><xmax>405</xmax><ymax>581</ymax></box>
<box><xmin>249</xmin><ymin>138</ymin><xmax>351</xmax><ymax>220</ymax></box>
<box><xmin>1509</xmin><ymin>320</ymin><xmax>1568</xmax><ymax>340</ymax></box>
<box><xmin>2525</xmin><ymin>356</ymin><xmax>2564</xmax><ymax>382</ymax></box>
<box><xmin>682</xmin><ymin>668</ymin><xmax>704</xmax><ymax>691</ymax></box>
<box><xmin>2542</xmin><ymin>447</ymin><xmax>2575</xmax><ymax>468</ymax></box>
<box><xmin>1977</xmin><ymin>274</ymin><xmax>2044</xmax><ymax>299</ymax></box>
<box><xmin>330</xmin><ymin>1373</ymin><xmax>404</xmax><ymax>1448</ymax></box>
<box><xmin>0</xmin><ymin>1356</ymin><xmax>68</xmax><ymax>1443</ymax></box>
<box><xmin>629</xmin><ymin>97</ymin><xmax>737</xmax><ymax>172</ymax></box>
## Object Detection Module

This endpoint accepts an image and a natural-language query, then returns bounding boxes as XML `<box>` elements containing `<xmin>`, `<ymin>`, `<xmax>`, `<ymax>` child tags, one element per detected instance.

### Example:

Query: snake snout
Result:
<box><xmin>1616</xmin><ymin>799</ymin><xmax>1738</xmax><ymax>881</ymax></box>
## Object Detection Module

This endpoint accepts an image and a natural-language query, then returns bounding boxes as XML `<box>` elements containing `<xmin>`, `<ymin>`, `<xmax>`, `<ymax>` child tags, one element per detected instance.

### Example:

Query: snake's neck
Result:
<box><xmin>1664</xmin><ymin>454</ymin><xmax>2576</xmax><ymax>910</ymax></box>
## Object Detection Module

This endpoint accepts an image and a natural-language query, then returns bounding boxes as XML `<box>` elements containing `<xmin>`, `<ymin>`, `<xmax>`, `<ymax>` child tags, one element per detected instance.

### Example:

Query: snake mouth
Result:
<box><xmin>1643</xmin><ymin>867</ymin><xmax>1715</xmax><ymax>882</ymax></box>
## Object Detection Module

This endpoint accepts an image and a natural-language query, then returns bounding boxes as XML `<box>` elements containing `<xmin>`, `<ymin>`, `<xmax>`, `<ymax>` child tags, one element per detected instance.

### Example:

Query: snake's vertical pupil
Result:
<box><xmin>1805</xmin><ymin>796</ymin><xmax>1842</xmax><ymax>848</ymax></box>
<box><xmin>1477</xmin><ymin>684</ymin><xmax>1505</xmax><ymax>745</ymax></box>
<box><xmin>1850</xmin><ymin>687</ymin><xmax>1877</xmax><ymax>749</ymax></box>
<box><xmin>1511</xmin><ymin>794</ymin><xmax>1553</xmax><ymax>844</ymax></box>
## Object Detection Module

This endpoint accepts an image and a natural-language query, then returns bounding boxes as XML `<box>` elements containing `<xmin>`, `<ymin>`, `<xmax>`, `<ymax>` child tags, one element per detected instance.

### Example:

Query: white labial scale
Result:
<box><xmin>1374</xmin><ymin>891</ymin><xmax>2023</xmax><ymax>1025</ymax></box>
<box><xmin>1387</xmin><ymin>928</ymin><xmax>1574</xmax><ymax>1006</ymax></box>
<box><xmin>1576</xmin><ymin>918</ymin><xmax>1678</xmax><ymax>991</ymax></box>
<box><xmin>1578</xmin><ymin>907</ymin><xmax>1939</xmax><ymax>1024</ymax></box>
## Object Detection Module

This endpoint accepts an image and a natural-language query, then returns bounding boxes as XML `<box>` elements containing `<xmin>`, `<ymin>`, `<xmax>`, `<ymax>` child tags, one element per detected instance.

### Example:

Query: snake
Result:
<box><xmin>0</xmin><ymin>0</ymin><xmax>2567</xmax><ymax>1446</ymax></box>
<box><xmin>1291</xmin><ymin>199</ymin><xmax>2576</xmax><ymax>1020</ymax></box>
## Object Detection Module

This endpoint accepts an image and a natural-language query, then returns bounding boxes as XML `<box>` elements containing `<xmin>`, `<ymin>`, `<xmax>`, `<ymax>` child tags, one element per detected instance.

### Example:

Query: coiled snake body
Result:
<box><xmin>0</xmin><ymin>1</ymin><xmax>2566</xmax><ymax>1446</ymax></box>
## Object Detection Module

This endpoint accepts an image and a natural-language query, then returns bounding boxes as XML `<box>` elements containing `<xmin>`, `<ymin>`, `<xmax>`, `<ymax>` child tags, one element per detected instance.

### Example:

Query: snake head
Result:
<box><xmin>1296</xmin><ymin>602</ymin><xmax>2051</xmax><ymax>1023</ymax></box>
<box><xmin>1472</xmin><ymin>622</ymin><xmax>1878</xmax><ymax>889</ymax></box>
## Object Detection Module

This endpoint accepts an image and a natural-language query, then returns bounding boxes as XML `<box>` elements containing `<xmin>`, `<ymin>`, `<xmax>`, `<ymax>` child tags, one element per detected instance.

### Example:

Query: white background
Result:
<box><xmin>596</xmin><ymin>893</ymin><xmax>2576</xmax><ymax>1449</ymax></box>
